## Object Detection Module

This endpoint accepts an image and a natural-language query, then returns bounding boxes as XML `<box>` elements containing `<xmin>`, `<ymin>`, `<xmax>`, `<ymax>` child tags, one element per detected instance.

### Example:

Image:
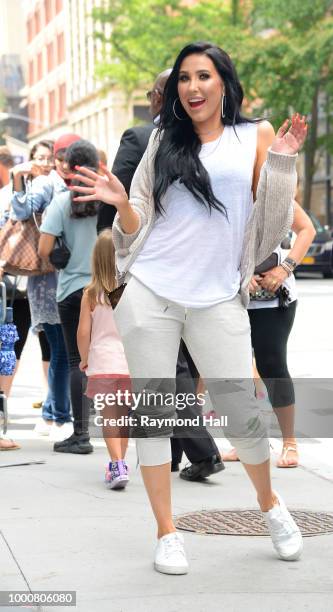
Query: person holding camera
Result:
<box><xmin>10</xmin><ymin>136</ymin><xmax>82</xmax><ymax>440</ymax></box>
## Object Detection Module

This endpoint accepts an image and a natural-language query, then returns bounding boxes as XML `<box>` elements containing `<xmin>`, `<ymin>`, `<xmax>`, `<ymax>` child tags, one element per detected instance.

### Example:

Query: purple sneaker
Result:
<box><xmin>105</xmin><ymin>460</ymin><xmax>129</xmax><ymax>490</ymax></box>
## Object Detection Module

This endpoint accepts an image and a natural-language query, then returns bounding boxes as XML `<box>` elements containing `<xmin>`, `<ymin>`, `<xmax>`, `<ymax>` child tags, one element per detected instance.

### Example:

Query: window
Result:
<box><xmin>37</xmin><ymin>52</ymin><xmax>43</xmax><ymax>80</ymax></box>
<box><xmin>55</xmin><ymin>0</ymin><xmax>63</xmax><ymax>14</ymax></box>
<box><xmin>29</xmin><ymin>103</ymin><xmax>36</xmax><ymax>134</ymax></box>
<box><xmin>58</xmin><ymin>83</ymin><xmax>66</xmax><ymax>119</ymax></box>
<box><xmin>28</xmin><ymin>60</ymin><xmax>34</xmax><ymax>86</ymax></box>
<box><xmin>39</xmin><ymin>98</ymin><xmax>45</xmax><ymax>125</ymax></box>
<box><xmin>34</xmin><ymin>9</ymin><xmax>41</xmax><ymax>35</ymax></box>
<box><xmin>57</xmin><ymin>32</ymin><xmax>65</xmax><ymax>64</ymax></box>
<box><xmin>45</xmin><ymin>0</ymin><xmax>52</xmax><ymax>23</ymax></box>
<box><xmin>49</xmin><ymin>90</ymin><xmax>56</xmax><ymax>123</ymax></box>
<box><xmin>47</xmin><ymin>42</ymin><xmax>54</xmax><ymax>72</ymax></box>
<box><xmin>27</xmin><ymin>17</ymin><xmax>34</xmax><ymax>43</ymax></box>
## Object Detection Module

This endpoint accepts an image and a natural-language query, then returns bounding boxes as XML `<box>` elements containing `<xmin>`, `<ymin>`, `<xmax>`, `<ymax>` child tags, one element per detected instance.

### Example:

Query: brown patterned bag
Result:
<box><xmin>0</xmin><ymin>213</ymin><xmax>54</xmax><ymax>276</ymax></box>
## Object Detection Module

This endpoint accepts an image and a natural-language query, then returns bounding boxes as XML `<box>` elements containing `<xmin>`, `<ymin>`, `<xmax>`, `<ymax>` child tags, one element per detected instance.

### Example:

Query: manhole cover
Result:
<box><xmin>175</xmin><ymin>510</ymin><xmax>333</xmax><ymax>537</ymax></box>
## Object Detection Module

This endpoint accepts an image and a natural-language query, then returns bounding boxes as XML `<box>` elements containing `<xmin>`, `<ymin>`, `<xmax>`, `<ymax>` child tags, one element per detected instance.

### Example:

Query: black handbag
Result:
<box><xmin>49</xmin><ymin>237</ymin><xmax>71</xmax><ymax>270</ymax></box>
<box><xmin>106</xmin><ymin>284</ymin><xmax>127</xmax><ymax>309</ymax></box>
<box><xmin>254</xmin><ymin>253</ymin><xmax>278</xmax><ymax>275</ymax></box>
<box><xmin>250</xmin><ymin>252</ymin><xmax>290</xmax><ymax>307</ymax></box>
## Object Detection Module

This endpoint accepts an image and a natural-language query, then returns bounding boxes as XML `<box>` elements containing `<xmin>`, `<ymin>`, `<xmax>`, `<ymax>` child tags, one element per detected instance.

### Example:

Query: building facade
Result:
<box><xmin>24</xmin><ymin>0</ymin><xmax>68</xmax><ymax>141</ymax></box>
<box><xmin>65</xmin><ymin>0</ymin><xmax>132</xmax><ymax>163</ymax></box>
<box><xmin>23</xmin><ymin>0</ymin><xmax>140</xmax><ymax>163</ymax></box>
<box><xmin>0</xmin><ymin>0</ymin><xmax>28</xmax><ymax>143</ymax></box>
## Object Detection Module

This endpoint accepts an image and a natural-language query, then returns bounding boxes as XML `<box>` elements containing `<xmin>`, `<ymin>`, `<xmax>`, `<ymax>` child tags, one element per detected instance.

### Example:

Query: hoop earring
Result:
<box><xmin>221</xmin><ymin>93</ymin><xmax>226</xmax><ymax>119</ymax></box>
<box><xmin>173</xmin><ymin>98</ymin><xmax>186</xmax><ymax>121</ymax></box>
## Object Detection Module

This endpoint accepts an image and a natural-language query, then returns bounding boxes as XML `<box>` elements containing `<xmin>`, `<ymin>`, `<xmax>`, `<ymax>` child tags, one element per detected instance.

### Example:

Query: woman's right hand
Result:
<box><xmin>70</xmin><ymin>164</ymin><xmax>129</xmax><ymax>210</ymax></box>
<box><xmin>248</xmin><ymin>275</ymin><xmax>261</xmax><ymax>294</ymax></box>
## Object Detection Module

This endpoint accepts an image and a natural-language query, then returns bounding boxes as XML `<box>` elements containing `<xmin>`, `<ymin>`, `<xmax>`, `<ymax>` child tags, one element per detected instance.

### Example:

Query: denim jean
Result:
<box><xmin>58</xmin><ymin>288</ymin><xmax>90</xmax><ymax>435</ymax></box>
<box><xmin>42</xmin><ymin>323</ymin><xmax>71</xmax><ymax>424</ymax></box>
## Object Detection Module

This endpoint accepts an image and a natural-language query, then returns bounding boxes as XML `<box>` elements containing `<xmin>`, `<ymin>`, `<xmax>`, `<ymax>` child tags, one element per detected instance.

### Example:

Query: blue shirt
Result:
<box><xmin>10</xmin><ymin>171</ymin><xmax>67</xmax><ymax>330</ymax></box>
<box><xmin>11</xmin><ymin>170</ymin><xmax>67</xmax><ymax>219</ymax></box>
<box><xmin>40</xmin><ymin>192</ymin><xmax>97</xmax><ymax>302</ymax></box>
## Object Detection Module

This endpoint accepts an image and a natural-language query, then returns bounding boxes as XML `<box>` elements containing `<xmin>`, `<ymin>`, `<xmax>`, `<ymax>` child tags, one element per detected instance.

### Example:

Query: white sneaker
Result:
<box><xmin>263</xmin><ymin>492</ymin><xmax>303</xmax><ymax>561</ymax></box>
<box><xmin>154</xmin><ymin>532</ymin><xmax>189</xmax><ymax>575</ymax></box>
<box><xmin>49</xmin><ymin>421</ymin><xmax>74</xmax><ymax>442</ymax></box>
<box><xmin>34</xmin><ymin>418</ymin><xmax>52</xmax><ymax>436</ymax></box>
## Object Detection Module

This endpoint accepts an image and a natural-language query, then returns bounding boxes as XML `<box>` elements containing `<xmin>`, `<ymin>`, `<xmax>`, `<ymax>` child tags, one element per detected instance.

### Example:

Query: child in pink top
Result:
<box><xmin>77</xmin><ymin>229</ymin><xmax>130</xmax><ymax>489</ymax></box>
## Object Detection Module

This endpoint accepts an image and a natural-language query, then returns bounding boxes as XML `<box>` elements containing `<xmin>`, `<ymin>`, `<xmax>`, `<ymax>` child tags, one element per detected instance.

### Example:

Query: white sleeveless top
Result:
<box><xmin>130</xmin><ymin>122</ymin><xmax>257</xmax><ymax>307</ymax></box>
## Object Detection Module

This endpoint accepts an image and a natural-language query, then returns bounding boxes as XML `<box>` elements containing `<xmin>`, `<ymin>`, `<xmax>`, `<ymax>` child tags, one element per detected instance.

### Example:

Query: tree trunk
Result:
<box><xmin>231</xmin><ymin>0</ymin><xmax>239</xmax><ymax>25</ymax></box>
<box><xmin>303</xmin><ymin>87</ymin><xmax>319</xmax><ymax>210</ymax></box>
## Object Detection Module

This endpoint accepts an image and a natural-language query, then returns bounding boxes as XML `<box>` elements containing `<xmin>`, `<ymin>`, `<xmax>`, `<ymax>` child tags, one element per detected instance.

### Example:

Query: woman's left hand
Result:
<box><xmin>259</xmin><ymin>266</ymin><xmax>289</xmax><ymax>291</ymax></box>
<box><xmin>271</xmin><ymin>113</ymin><xmax>307</xmax><ymax>156</ymax></box>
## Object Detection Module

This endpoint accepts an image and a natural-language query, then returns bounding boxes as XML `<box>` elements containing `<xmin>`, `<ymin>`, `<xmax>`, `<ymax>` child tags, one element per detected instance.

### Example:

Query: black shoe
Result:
<box><xmin>53</xmin><ymin>432</ymin><xmax>93</xmax><ymax>454</ymax></box>
<box><xmin>171</xmin><ymin>462</ymin><xmax>180</xmax><ymax>472</ymax></box>
<box><xmin>179</xmin><ymin>454</ymin><xmax>225</xmax><ymax>482</ymax></box>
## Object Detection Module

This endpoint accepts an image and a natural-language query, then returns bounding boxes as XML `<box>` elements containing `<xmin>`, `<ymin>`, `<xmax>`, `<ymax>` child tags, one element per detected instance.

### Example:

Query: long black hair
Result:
<box><xmin>154</xmin><ymin>41</ymin><xmax>257</xmax><ymax>216</ymax></box>
<box><xmin>65</xmin><ymin>140</ymin><xmax>100</xmax><ymax>218</ymax></box>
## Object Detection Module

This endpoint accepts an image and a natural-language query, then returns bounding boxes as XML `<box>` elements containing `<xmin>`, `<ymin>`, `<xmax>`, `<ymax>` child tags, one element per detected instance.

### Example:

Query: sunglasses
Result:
<box><xmin>146</xmin><ymin>88</ymin><xmax>163</xmax><ymax>101</ymax></box>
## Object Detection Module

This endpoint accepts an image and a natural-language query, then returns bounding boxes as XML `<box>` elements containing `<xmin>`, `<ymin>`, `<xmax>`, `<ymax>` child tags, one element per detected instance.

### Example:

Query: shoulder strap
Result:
<box><xmin>9</xmin><ymin>276</ymin><xmax>19</xmax><ymax>308</ymax></box>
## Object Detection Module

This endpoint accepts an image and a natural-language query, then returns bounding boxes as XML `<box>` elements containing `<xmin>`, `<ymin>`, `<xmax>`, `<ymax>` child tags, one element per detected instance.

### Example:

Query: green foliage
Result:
<box><xmin>92</xmin><ymin>0</ymin><xmax>333</xmax><ymax>207</ymax></box>
<box><xmin>252</xmin><ymin>0</ymin><xmax>332</xmax><ymax>32</ymax></box>
<box><xmin>92</xmin><ymin>0</ymin><xmax>333</xmax><ymax>116</ymax></box>
<box><xmin>247</xmin><ymin>0</ymin><xmax>333</xmax><ymax>128</ymax></box>
<box><xmin>92</xmin><ymin>0</ymin><xmax>242</xmax><ymax>94</ymax></box>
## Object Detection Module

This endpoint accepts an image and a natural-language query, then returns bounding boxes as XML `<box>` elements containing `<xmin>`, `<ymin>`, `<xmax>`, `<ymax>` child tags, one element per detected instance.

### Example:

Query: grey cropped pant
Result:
<box><xmin>114</xmin><ymin>275</ymin><xmax>269</xmax><ymax>467</ymax></box>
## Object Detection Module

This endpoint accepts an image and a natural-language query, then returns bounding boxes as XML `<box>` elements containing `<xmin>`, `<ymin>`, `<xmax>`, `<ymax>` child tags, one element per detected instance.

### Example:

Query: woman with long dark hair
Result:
<box><xmin>72</xmin><ymin>42</ymin><xmax>307</xmax><ymax>574</ymax></box>
<box><xmin>39</xmin><ymin>140</ymin><xmax>100</xmax><ymax>454</ymax></box>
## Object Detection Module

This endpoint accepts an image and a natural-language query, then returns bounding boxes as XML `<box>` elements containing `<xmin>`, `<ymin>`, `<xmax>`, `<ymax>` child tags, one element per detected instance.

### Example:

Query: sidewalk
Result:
<box><xmin>1</xmin><ymin>334</ymin><xmax>333</xmax><ymax>612</ymax></box>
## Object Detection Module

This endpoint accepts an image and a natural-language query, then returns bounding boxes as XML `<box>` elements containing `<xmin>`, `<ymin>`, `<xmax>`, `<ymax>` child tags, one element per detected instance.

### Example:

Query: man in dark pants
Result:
<box><xmin>97</xmin><ymin>70</ymin><xmax>224</xmax><ymax>481</ymax></box>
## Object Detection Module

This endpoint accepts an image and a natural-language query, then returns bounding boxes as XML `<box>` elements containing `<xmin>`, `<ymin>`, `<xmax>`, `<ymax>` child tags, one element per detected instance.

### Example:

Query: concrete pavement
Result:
<box><xmin>1</xmin><ymin>278</ymin><xmax>333</xmax><ymax>612</ymax></box>
<box><xmin>1</xmin><ymin>433</ymin><xmax>333</xmax><ymax>612</ymax></box>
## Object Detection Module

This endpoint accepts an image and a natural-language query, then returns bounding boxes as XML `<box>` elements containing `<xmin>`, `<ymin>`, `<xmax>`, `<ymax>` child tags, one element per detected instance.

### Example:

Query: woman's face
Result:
<box><xmin>55</xmin><ymin>153</ymin><xmax>70</xmax><ymax>180</ymax></box>
<box><xmin>177</xmin><ymin>53</ymin><xmax>224</xmax><ymax>130</ymax></box>
<box><xmin>33</xmin><ymin>145</ymin><xmax>54</xmax><ymax>175</ymax></box>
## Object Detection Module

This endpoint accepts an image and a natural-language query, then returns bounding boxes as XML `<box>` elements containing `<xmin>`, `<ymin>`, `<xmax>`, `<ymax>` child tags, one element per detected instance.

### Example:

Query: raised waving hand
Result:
<box><xmin>271</xmin><ymin>113</ymin><xmax>307</xmax><ymax>156</ymax></box>
<box><xmin>70</xmin><ymin>164</ymin><xmax>128</xmax><ymax>209</ymax></box>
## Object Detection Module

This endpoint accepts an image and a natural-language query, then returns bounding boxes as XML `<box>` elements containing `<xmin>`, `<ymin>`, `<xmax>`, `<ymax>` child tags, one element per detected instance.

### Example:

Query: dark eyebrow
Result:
<box><xmin>179</xmin><ymin>69</ymin><xmax>211</xmax><ymax>75</ymax></box>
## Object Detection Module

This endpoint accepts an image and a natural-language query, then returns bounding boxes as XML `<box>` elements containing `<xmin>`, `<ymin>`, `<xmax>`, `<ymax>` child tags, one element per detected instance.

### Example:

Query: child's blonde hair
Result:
<box><xmin>85</xmin><ymin>228</ymin><xmax>117</xmax><ymax>308</ymax></box>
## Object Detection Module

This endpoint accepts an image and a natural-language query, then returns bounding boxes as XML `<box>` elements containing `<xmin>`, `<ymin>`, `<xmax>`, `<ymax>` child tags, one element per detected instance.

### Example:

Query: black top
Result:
<box><xmin>97</xmin><ymin>123</ymin><xmax>155</xmax><ymax>234</ymax></box>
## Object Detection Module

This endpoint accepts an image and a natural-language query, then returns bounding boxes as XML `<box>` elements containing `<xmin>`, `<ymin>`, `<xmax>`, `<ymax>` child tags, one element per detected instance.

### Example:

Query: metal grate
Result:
<box><xmin>175</xmin><ymin>509</ymin><xmax>333</xmax><ymax>537</ymax></box>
